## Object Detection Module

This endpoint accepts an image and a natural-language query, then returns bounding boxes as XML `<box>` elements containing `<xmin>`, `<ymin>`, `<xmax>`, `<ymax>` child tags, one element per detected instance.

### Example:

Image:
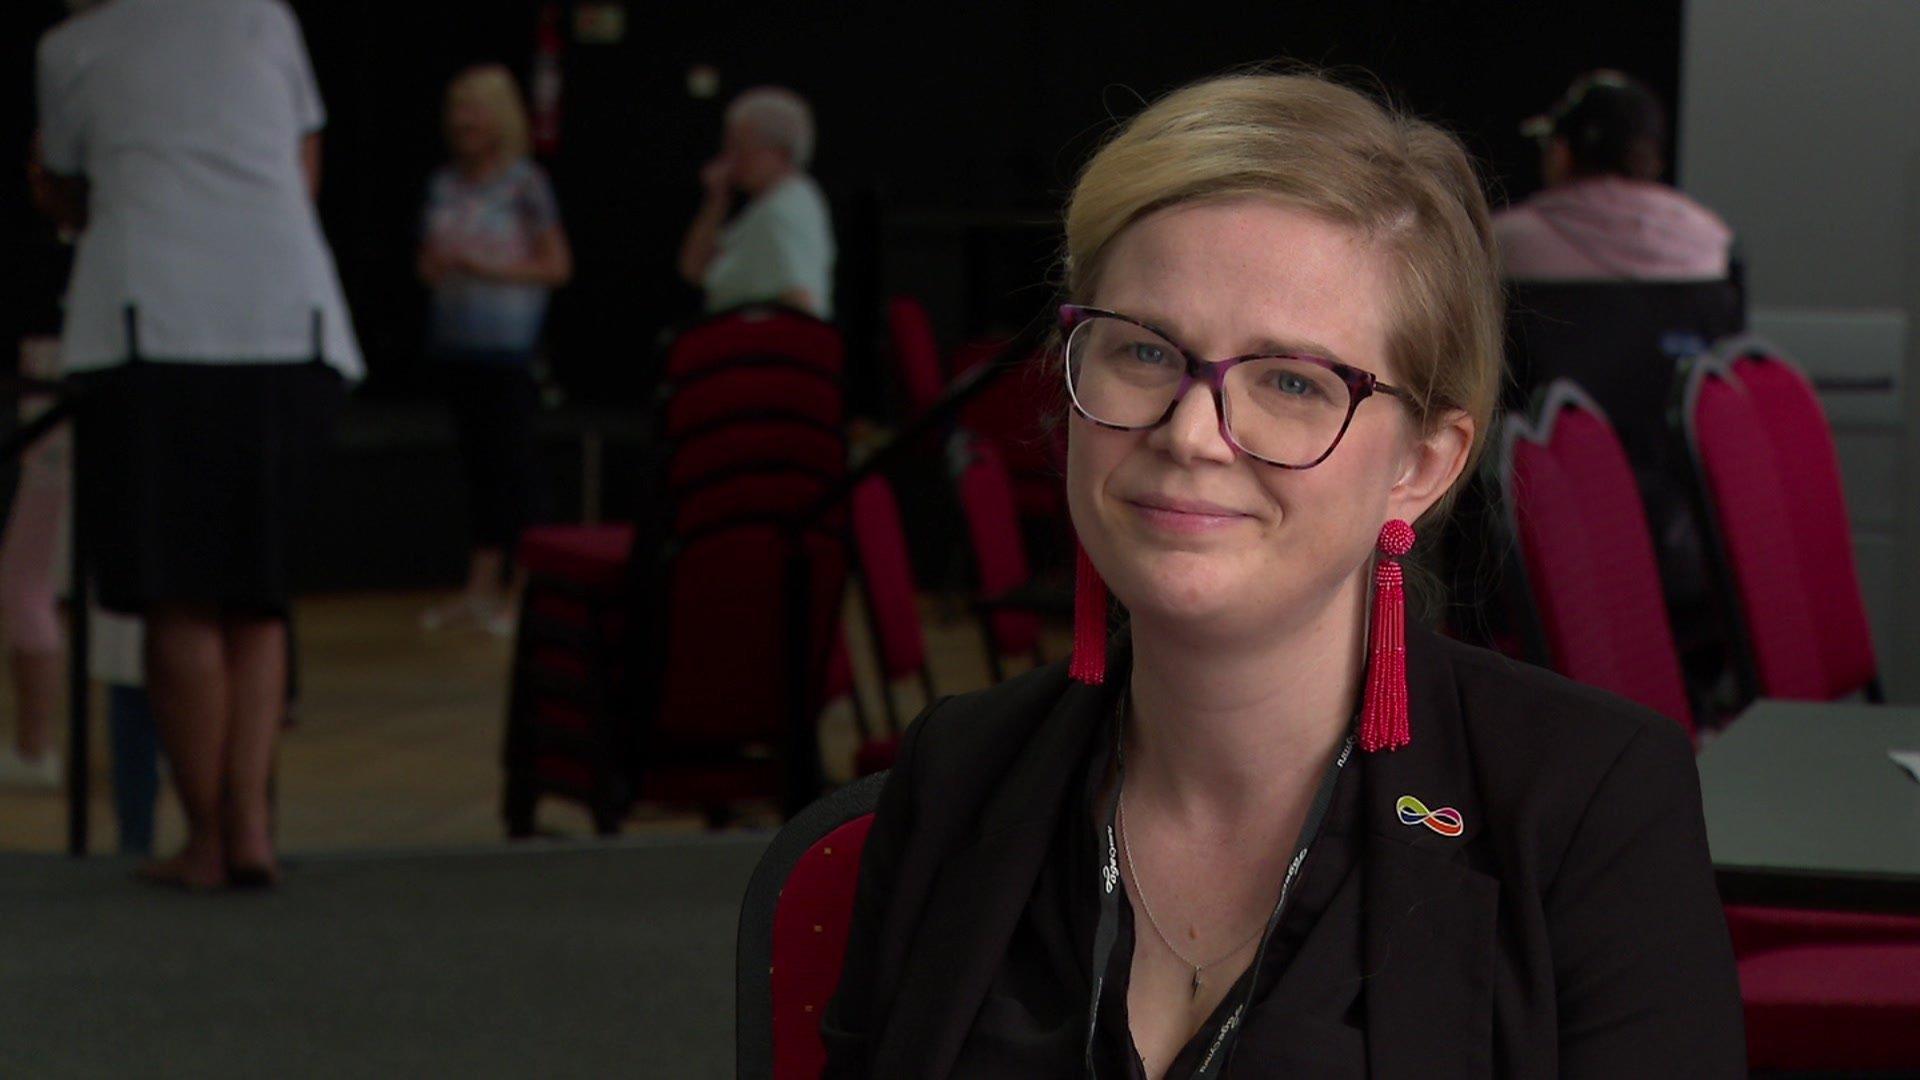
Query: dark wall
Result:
<box><xmin>5</xmin><ymin>1</ymin><xmax>1684</xmax><ymax>409</ymax></box>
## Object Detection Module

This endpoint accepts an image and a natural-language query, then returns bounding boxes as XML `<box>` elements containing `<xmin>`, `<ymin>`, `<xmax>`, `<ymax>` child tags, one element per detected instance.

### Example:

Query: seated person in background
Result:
<box><xmin>1495</xmin><ymin>70</ymin><xmax>1732</xmax><ymax>282</ymax></box>
<box><xmin>677</xmin><ymin>86</ymin><xmax>835</xmax><ymax>319</ymax></box>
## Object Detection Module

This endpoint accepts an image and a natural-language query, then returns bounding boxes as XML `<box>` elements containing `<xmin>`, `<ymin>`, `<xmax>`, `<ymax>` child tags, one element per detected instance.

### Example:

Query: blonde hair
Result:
<box><xmin>445</xmin><ymin>64</ymin><xmax>532</xmax><ymax>162</ymax></box>
<box><xmin>1065</xmin><ymin>71</ymin><xmax>1503</xmax><ymax>507</ymax></box>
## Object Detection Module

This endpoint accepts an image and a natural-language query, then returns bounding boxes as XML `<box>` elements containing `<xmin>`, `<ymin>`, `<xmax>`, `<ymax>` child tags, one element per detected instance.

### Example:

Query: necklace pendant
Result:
<box><xmin>1191</xmin><ymin>968</ymin><xmax>1203</xmax><ymax>998</ymax></box>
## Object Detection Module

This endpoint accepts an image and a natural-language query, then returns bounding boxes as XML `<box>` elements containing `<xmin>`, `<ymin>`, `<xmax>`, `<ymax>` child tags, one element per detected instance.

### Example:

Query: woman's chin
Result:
<box><xmin>1115</xmin><ymin>556</ymin><xmax>1260</xmax><ymax>626</ymax></box>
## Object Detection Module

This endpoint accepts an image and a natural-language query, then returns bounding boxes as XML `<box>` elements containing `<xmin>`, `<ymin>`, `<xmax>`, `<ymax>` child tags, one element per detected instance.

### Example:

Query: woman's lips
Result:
<box><xmin>1125</xmin><ymin>495</ymin><xmax>1253</xmax><ymax>534</ymax></box>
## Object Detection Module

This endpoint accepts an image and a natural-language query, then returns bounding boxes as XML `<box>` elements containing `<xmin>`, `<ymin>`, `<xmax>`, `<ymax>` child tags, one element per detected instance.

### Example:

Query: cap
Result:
<box><xmin>1522</xmin><ymin>69</ymin><xmax>1666</xmax><ymax>149</ymax></box>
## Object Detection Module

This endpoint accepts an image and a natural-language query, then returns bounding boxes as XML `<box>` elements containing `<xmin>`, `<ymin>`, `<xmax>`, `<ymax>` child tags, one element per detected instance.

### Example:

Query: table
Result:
<box><xmin>1697</xmin><ymin>699</ymin><xmax>1920</xmax><ymax>912</ymax></box>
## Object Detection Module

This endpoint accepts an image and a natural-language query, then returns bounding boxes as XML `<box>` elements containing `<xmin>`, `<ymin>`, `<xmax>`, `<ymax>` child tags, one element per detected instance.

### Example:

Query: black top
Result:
<box><xmin>823</xmin><ymin>624</ymin><xmax>1747</xmax><ymax>1079</ymax></box>
<box><xmin>951</xmin><ymin>728</ymin><xmax>1366</xmax><ymax>1077</ymax></box>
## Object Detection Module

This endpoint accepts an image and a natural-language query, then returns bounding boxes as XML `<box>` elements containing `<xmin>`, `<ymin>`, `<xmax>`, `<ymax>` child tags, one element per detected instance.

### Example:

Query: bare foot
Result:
<box><xmin>225</xmin><ymin>806</ymin><xmax>280</xmax><ymax>888</ymax></box>
<box><xmin>135</xmin><ymin>851</ymin><xmax>227</xmax><ymax>892</ymax></box>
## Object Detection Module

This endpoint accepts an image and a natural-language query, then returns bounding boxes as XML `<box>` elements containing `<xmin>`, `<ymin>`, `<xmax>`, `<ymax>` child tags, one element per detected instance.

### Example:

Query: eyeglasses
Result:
<box><xmin>1059</xmin><ymin>304</ymin><xmax>1414</xmax><ymax>469</ymax></box>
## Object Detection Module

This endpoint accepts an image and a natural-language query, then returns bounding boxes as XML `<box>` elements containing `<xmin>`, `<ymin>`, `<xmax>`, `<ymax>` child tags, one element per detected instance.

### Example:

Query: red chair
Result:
<box><xmin>847</xmin><ymin>477</ymin><xmax>934</xmax><ymax>773</ymax></box>
<box><xmin>663</xmin><ymin>418</ymin><xmax>846</xmax><ymax>492</ymax></box>
<box><xmin>1739</xmin><ymin>943</ymin><xmax>1920</xmax><ymax>1071</ymax></box>
<box><xmin>887</xmin><ymin>296</ymin><xmax>946</xmax><ymax>416</ymax></box>
<box><xmin>954</xmin><ymin>439</ymin><xmax>1047</xmax><ymax>682</ymax></box>
<box><xmin>1719</xmin><ymin>338</ymin><xmax>1883</xmax><ymax>701</ymax></box>
<box><xmin>737</xmin><ymin>771</ymin><xmax>885</xmax><ymax>1080</ymax></box>
<box><xmin>632</xmin><ymin>515</ymin><xmax>850</xmax><ymax>813</ymax></box>
<box><xmin>662</xmin><ymin>367</ymin><xmax>844</xmax><ymax>436</ymax></box>
<box><xmin>664</xmin><ymin>303</ymin><xmax>843</xmax><ymax>382</ymax></box>
<box><xmin>951</xmin><ymin>338</ymin><xmax>1066</xmax><ymax>522</ymax></box>
<box><xmin>1677</xmin><ymin>355</ymin><xmax>1829</xmax><ymax>704</ymax></box>
<box><xmin>1499</xmin><ymin>381</ymin><xmax>1692</xmax><ymax>732</ymax></box>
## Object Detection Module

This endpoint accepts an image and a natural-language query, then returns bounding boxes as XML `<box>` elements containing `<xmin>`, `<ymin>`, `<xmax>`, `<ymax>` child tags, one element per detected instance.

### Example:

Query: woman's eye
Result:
<box><xmin>1128</xmin><ymin>342</ymin><xmax>1172</xmax><ymax>366</ymax></box>
<box><xmin>1274</xmin><ymin>372</ymin><xmax>1315</xmax><ymax>396</ymax></box>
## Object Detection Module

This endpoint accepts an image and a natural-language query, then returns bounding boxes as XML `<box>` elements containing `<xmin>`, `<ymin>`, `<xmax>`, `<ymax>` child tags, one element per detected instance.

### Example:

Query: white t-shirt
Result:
<box><xmin>703</xmin><ymin>174</ymin><xmax>836</xmax><ymax>320</ymax></box>
<box><xmin>36</xmin><ymin>0</ymin><xmax>363</xmax><ymax>378</ymax></box>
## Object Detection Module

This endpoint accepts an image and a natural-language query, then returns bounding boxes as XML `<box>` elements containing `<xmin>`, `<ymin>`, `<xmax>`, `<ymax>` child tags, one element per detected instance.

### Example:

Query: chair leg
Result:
<box><xmin>981</xmin><ymin>621</ymin><xmax>1006</xmax><ymax>683</ymax></box>
<box><xmin>590</xmin><ymin>799</ymin><xmax>624</xmax><ymax>837</ymax></box>
<box><xmin>504</xmin><ymin>777</ymin><xmax>537</xmax><ymax>839</ymax></box>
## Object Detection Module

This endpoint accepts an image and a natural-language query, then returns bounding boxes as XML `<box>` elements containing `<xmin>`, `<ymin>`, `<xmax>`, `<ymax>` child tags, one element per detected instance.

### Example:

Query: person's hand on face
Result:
<box><xmin>700</xmin><ymin>153</ymin><xmax>736</xmax><ymax>199</ymax></box>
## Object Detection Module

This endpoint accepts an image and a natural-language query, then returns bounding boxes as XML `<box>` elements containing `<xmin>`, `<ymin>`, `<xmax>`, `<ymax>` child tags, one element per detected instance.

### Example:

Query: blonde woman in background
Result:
<box><xmin>418</xmin><ymin>64</ymin><xmax>572</xmax><ymax>634</ymax></box>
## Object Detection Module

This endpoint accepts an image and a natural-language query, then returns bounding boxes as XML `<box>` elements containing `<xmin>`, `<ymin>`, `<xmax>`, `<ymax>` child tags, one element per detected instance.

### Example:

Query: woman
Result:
<box><xmin>36</xmin><ymin>0</ymin><xmax>358</xmax><ymax>889</ymax></box>
<box><xmin>824</xmin><ymin>73</ymin><xmax>1744</xmax><ymax>1077</ymax></box>
<box><xmin>418</xmin><ymin>64</ymin><xmax>572</xmax><ymax>633</ymax></box>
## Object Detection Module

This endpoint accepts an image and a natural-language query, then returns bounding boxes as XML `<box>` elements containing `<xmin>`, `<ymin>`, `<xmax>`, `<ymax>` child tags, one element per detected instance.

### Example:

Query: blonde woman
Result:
<box><xmin>419</xmin><ymin>64</ymin><xmax>572</xmax><ymax>633</ymax></box>
<box><xmin>824</xmin><ymin>72</ymin><xmax>1742</xmax><ymax>1078</ymax></box>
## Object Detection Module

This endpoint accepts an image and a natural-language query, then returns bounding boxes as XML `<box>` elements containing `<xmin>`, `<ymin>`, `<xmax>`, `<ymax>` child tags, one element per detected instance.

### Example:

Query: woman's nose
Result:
<box><xmin>1147</xmin><ymin>384</ymin><xmax>1237</xmax><ymax>465</ymax></box>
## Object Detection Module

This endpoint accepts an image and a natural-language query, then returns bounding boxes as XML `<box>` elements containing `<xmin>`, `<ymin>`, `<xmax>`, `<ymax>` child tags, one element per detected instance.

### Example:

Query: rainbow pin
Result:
<box><xmin>1396</xmin><ymin>795</ymin><xmax>1464</xmax><ymax>837</ymax></box>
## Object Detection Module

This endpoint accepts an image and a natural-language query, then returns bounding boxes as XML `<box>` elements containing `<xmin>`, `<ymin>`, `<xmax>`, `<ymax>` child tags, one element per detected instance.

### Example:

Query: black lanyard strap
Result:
<box><xmin>1084</xmin><ymin>693</ymin><xmax>1355</xmax><ymax>1078</ymax></box>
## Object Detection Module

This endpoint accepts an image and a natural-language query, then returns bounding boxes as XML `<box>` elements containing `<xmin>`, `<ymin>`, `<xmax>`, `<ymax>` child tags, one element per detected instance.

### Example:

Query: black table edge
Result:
<box><xmin>1715</xmin><ymin>865</ymin><xmax>1920</xmax><ymax>914</ymax></box>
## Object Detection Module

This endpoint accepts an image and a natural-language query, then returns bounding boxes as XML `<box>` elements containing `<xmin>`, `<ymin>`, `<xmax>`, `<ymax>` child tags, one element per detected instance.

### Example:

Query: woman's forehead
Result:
<box><xmin>1092</xmin><ymin>198</ymin><xmax>1395</xmax><ymax>370</ymax></box>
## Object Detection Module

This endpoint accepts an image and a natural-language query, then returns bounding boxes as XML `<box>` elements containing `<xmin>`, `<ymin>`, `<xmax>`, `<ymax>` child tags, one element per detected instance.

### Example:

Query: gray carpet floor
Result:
<box><xmin>0</xmin><ymin>836</ymin><xmax>770</xmax><ymax>1078</ymax></box>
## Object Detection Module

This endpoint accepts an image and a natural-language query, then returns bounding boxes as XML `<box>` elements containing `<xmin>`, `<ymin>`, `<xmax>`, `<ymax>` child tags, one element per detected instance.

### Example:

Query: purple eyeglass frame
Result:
<box><xmin>1058</xmin><ymin>303</ymin><xmax>1415</xmax><ymax>469</ymax></box>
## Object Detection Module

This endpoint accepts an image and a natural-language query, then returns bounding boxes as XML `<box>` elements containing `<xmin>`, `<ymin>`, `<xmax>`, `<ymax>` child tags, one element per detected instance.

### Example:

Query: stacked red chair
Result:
<box><xmin>504</xmin><ymin>305</ymin><xmax>849</xmax><ymax>835</ymax></box>
<box><xmin>886</xmin><ymin>295</ymin><xmax>946</xmax><ymax>418</ymax></box>
<box><xmin>736</xmin><ymin>771</ymin><xmax>884</xmax><ymax>1079</ymax></box>
<box><xmin>1498</xmin><ymin>381</ymin><xmax>1693</xmax><ymax>732</ymax></box>
<box><xmin>845</xmin><ymin>476</ymin><xmax>937</xmax><ymax>774</ymax></box>
<box><xmin>954</xmin><ymin>439</ymin><xmax>1049</xmax><ymax>682</ymax></box>
<box><xmin>950</xmin><ymin>337</ymin><xmax>1066</xmax><ymax>522</ymax></box>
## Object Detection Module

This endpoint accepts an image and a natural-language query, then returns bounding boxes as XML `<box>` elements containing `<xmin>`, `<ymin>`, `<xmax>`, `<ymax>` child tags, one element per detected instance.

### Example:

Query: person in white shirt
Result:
<box><xmin>35</xmin><ymin>0</ymin><xmax>358</xmax><ymax>890</ymax></box>
<box><xmin>677</xmin><ymin>86</ymin><xmax>836</xmax><ymax>319</ymax></box>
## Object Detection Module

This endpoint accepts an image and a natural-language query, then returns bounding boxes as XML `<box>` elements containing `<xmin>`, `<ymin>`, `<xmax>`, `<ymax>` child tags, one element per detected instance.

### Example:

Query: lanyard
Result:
<box><xmin>1083</xmin><ymin>695</ymin><xmax>1355</xmax><ymax>1079</ymax></box>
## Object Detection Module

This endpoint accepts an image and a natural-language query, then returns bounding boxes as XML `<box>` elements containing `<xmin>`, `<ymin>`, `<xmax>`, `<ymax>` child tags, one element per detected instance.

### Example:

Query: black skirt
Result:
<box><xmin>73</xmin><ymin>360</ymin><xmax>343</xmax><ymax>617</ymax></box>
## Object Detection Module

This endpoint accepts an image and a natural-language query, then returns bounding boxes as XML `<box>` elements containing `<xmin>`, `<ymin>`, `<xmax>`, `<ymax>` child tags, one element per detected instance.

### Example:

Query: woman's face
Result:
<box><xmin>447</xmin><ymin>92</ymin><xmax>499</xmax><ymax>162</ymax></box>
<box><xmin>1067</xmin><ymin>197</ymin><xmax>1469</xmax><ymax>642</ymax></box>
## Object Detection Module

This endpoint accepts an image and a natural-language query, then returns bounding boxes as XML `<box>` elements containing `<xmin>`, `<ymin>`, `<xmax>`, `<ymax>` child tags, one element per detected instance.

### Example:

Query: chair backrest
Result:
<box><xmin>1501</xmin><ymin>381</ymin><xmax>1692</xmax><ymax>730</ymax></box>
<box><xmin>664</xmin><ymin>418</ymin><xmax>846</xmax><ymax>492</ymax></box>
<box><xmin>665</xmin><ymin>305</ymin><xmax>843</xmax><ymax>381</ymax></box>
<box><xmin>952</xmin><ymin>338</ymin><xmax>1065</xmax><ymax>485</ymax></box>
<box><xmin>1506</xmin><ymin>279</ymin><xmax>1745</xmax><ymax>479</ymax></box>
<box><xmin>662</xmin><ymin>367</ymin><xmax>844</xmax><ymax>436</ymax></box>
<box><xmin>1723</xmin><ymin>342</ymin><xmax>1879</xmax><ymax>698</ymax></box>
<box><xmin>737</xmin><ymin>771</ymin><xmax>886</xmax><ymax>1080</ymax></box>
<box><xmin>671</xmin><ymin>467</ymin><xmax>839</xmax><ymax>537</ymax></box>
<box><xmin>954</xmin><ymin>439</ymin><xmax>1039</xmax><ymax>655</ymax></box>
<box><xmin>887</xmin><ymin>296</ymin><xmax>946</xmax><ymax>415</ymax></box>
<box><xmin>1678</xmin><ymin>355</ymin><xmax>1829</xmax><ymax>701</ymax></box>
<box><xmin>850</xmin><ymin>476</ymin><xmax>927</xmax><ymax>680</ymax></box>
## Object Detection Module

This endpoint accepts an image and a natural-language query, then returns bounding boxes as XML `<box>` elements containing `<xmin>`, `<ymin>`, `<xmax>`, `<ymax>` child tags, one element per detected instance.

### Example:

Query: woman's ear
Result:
<box><xmin>1387</xmin><ymin>408</ymin><xmax>1474</xmax><ymax>525</ymax></box>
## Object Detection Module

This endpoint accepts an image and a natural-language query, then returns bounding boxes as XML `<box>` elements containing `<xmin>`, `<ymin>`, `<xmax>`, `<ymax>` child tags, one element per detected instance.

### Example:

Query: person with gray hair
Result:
<box><xmin>677</xmin><ymin>86</ymin><xmax>835</xmax><ymax>319</ymax></box>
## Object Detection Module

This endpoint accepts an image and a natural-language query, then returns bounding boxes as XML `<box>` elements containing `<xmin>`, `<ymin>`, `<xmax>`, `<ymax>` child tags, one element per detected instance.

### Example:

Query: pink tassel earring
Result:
<box><xmin>1359</xmin><ymin>519</ymin><xmax>1415</xmax><ymax>753</ymax></box>
<box><xmin>1069</xmin><ymin>541</ymin><xmax>1108</xmax><ymax>685</ymax></box>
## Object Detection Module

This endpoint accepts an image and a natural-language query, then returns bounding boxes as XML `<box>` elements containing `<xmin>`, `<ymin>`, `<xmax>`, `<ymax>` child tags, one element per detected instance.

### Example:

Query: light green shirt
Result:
<box><xmin>703</xmin><ymin>174</ymin><xmax>835</xmax><ymax>319</ymax></box>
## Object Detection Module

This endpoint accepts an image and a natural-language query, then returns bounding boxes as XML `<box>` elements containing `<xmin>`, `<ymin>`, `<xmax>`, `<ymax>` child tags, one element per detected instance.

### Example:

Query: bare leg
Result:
<box><xmin>141</xmin><ymin>606</ymin><xmax>230</xmax><ymax>889</ymax></box>
<box><xmin>9</xmin><ymin>648</ymin><xmax>60</xmax><ymax>758</ymax></box>
<box><xmin>467</xmin><ymin>546</ymin><xmax>506</xmax><ymax>606</ymax></box>
<box><xmin>221</xmin><ymin>615</ymin><xmax>287</xmax><ymax>876</ymax></box>
<box><xmin>421</xmin><ymin>547</ymin><xmax>508</xmax><ymax>630</ymax></box>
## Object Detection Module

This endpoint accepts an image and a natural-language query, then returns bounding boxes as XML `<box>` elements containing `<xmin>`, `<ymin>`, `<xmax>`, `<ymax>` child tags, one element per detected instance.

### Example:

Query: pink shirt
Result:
<box><xmin>1494</xmin><ymin>178</ymin><xmax>1733</xmax><ymax>282</ymax></box>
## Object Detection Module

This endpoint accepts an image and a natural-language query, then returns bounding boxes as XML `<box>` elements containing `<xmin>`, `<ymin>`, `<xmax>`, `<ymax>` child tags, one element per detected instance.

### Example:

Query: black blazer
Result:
<box><xmin>823</xmin><ymin>624</ymin><xmax>1746</xmax><ymax>1078</ymax></box>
